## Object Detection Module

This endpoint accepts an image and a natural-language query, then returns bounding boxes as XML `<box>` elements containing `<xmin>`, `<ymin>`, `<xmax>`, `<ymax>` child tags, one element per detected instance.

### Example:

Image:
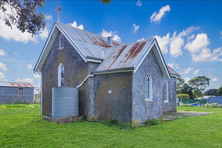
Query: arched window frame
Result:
<box><xmin>59</xmin><ymin>34</ymin><xmax>64</xmax><ymax>50</ymax></box>
<box><xmin>164</xmin><ymin>80</ymin><xmax>168</xmax><ymax>102</ymax></box>
<box><xmin>58</xmin><ymin>63</ymin><xmax>64</xmax><ymax>87</ymax></box>
<box><xmin>145</xmin><ymin>73</ymin><xmax>152</xmax><ymax>101</ymax></box>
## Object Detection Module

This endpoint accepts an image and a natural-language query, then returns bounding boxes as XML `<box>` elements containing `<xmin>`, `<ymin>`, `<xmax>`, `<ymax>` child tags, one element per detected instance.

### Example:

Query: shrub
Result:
<box><xmin>0</xmin><ymin>105</ymin><xmax>6</xmax><ymax>110</ymax></box>
<box><xmin>145</xmin><ymin>119</ymin><xmax>159</xmax><ymax>126</ymax></box>
<box><xmin>177</xmin><ymin>94</ymin><xmax>189</xmax><ymax>104</ymax></box>
<box><xmin>211</xmin><ymin>103</ymin><xmax>221</xmax><ymax>108</ymax></box>
<box><xmin>121</xmin><ymin>123</ymin><xmax>131</xmax><ymax>131</ymax></box>
<box><xmin>101</xmin><ymin>119</ymin><xmax>118</xmax><ymax>126</ymax></box>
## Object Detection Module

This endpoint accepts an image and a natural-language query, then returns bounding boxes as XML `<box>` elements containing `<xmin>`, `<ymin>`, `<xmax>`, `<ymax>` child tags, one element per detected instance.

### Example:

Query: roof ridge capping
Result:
<box><xmin>56</xmin><ymin>22</ymin><xmax>124</xmax><ymax>45</ymax></box>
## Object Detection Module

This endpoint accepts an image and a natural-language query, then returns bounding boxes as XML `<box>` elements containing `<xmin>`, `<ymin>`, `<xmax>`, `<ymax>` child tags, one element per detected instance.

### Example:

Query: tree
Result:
<box><xmin>189</xmin><ymin>76</ymin><xmax>210</xmax><ymax>99</ymax></box>
<box><xmin>181</xmin><ymin>83</ymin><xmax>195</xmax><ymax>99</ymax></box>
<box><xmin>0</xmin><ymin>0</ymin><xmax>46</xmax><ymax>35</ymax></box>
<box><xmin>216</xmin><ymin>86</ymin><xmax>222</xmax><ymax>96</ymax></box>
<box><xmin>99</xmin><ymin>0</ymin><xmax>111</xmax><ymax>5</ymax></box>
<box><xmin>204</xmin><ymin>89</ymin><xmax>218</xmax><ymax>96</ymax></box>
<box><xmin>177</xmin><ymin>94</ymin><xmax>189</xmax><ymax>104</ymax></box>
<box><xmin>176</xmin><ymin>78</ymin><xmax>194</xmax><ymax>99</ymax></box>
<box><xmin>176</xmin><ymin>77</ymin><xmax>184</xmax><ymax>94</ymax></box>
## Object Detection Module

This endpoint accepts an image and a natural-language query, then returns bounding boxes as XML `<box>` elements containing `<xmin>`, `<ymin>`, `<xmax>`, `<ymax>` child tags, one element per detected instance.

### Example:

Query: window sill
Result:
<box><xmin>145</xmin><ymin>99</ymin><xmax>153</xmax><ymax>102</ymax></box>
<box><xmin>164</xmin><ymin>101</ymin><xmax>169</xmax><ymax>103</ymax></box>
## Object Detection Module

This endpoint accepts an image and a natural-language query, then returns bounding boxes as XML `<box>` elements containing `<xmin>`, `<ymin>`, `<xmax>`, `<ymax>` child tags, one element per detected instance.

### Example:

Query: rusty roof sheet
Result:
<box><xmin>57</xmin><ymin>23</ymin><xmax>124</xmax><ymax>59</ymax></box>
<box><xmin>95</xmin><ymin>38</ymin><xmax>155</xmax><ymax>72</ymax></box>
<box><xmin>167</xmin><ymin>65</ymin><xmax>180</xmax><ymax>76</ymax></box>
<box><xmin>0</xmin><ymin>81</ymin><xmax>34</xmax><ymax>88</ymax></box>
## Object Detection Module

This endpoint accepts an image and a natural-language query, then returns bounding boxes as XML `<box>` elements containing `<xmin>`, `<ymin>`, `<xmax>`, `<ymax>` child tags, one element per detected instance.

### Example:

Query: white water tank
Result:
<box><xmin>52</xmin><ymin>87</ymin><xmax>79</xmax><ymax>117</ymax></box>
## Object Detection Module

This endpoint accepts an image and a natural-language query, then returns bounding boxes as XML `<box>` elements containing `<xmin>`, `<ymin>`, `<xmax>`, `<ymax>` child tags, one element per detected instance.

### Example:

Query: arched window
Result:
<box><xmin>164</xmin><ymin>80</ymin><xmax>168</xmax><ymax>102</ymax></box>
<box><xmin>59</xmin><ymin>34</ymin><xmax>64</xmax><ymax>50</ymax></box>
<box><xmin>145</xmin><ymin>74</ymin><xmax>152</xmax><ymax>100</ymax></box>
<box><xmin>58</xmin><ymin>63</ymin><xmax>64</xmax><ymax>87</ymax></box>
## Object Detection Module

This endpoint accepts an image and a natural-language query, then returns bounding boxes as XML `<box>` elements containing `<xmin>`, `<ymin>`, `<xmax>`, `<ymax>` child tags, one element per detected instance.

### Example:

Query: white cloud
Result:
<box><xmin>136</xmin><ymin>0</ymin><xmax>142</xmax><ymax>7</ymax></box>
<box><xmin>184</xmin><ymin>77</ymin><xmax>191</xmax><ymax>83</ymax></box>
<box><xmin>188</xmin><ymin>34</ymin><xmax>195</xmax><ymax>40</ymax></box>
<box><xmin>13</xmin><ymin>52</ymin><xmax>19</xmax><ymax>54</ymax></box>
<box><xmin>212</xmin><ymin>78</ymin><xmax>218</xmax><ymax>82</ymax></box>
<box><xmin>193</xmin><ymin>69</ymin><xmax>199</xmax><ymax>75</ymax></box>
<box><xmin>16</xmin><ymin>78</ymin><xmax>33</xmax><ymax>84</ymax></box>
<box><xmin>71</xmin><ymin>21</ymin><xmax>84</xmax><ymax>30</ymax></box>
<box><xmin>150</xmin><ymin>5</ymin><xmax>170</xmax><ymax>23</ymax></box>
<box><xmin>113</xmin><ymin>35</ymin><xmax>121</xmax><ymax>42</ymax></box>
<box><xmin>0</xmin><ymin>4</ymin><xmax>49</xmax><ymax>43</ymax></box>
<box><xmin>0</xmin><ymin>49</ymin><xmax>6</xmax><ymax>56</ymax></box>
<box><xmin>0</xmin><ymin>71</ymin><xmax>7</xmax><ymax>81</ymax></box>
<box><xmin>33</xmin><ymin>73</ymin><xmax>41</xmax><ymax>79</ymax></box>
<box><xmin>0</xmin><ymin>62</ymin><xmax>7</xmax><ymax>71</ymax></box>
<box><xmin>101</xmin><ymin>29</ymin><xmax>121</xmax><ymax>42</ymax></box>
<box><xmin>170</xmin><ymin>34</ymin><xmax>184</xmax><ymax>57</ymax></box>
<box><xmin>167</xmin><ymin>63</ymin><xmax>180</xmax><ymax>69</ymax></box>
<box><xmin>133</xmin><ymin>24</ymin><xmax>139</xmax><ymax>33</ymax></box>
<box><xmin>39</xmin><ymin>27</ymin><xmax>49</xmax><ymax>40</ymax></box>
<box><xmin>45</xmin><ymin>15</ymin><xmax>53</xmax><ymax>21</ymax></box>
<box><xmin>26</xmin><ymin>64</ymin><xmax>33</xmax><ymax>70</ymax></box>
<box><xmin>220</xmin><ymin>31</ymin><xmax>222</xmax><ymax>35</ymax></box>
<box><xmin>154</xmin><ymin>26</ymin><xmax>199</xmax><ymax>57</ymax></box>
<box><xmin>154</xmin><ymin>33</ymin><xmax>170</xmax><ymax>54</ymax></box>
<box><xmin>137</xmin><ymin>38</ymin><xmax>144</xmax><ymax>42</ymax></box>
<box><xmin>180</xmin><ymin>67</ymin><xmax>193</xmax><ymax>75</ymax></box>
<box><xmin>185</xmin><ymin>33</ymin><xmax>209</xmax><ymax>53</ymax></box>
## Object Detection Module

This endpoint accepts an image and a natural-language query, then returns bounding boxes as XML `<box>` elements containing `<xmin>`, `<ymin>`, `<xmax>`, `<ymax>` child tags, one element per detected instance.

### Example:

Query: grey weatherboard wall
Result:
<box><xmin>132</xmin><ymin>46</ymin><xmax>177</xmax><ymax>124</ymax></box>
<box><xmin>41</xmin><ymin>31</ymin><xmax>99</xmax><ymax>116</ymax></box>
<box><xmin>0</xmin><ymin>87</ymin><xmax>34</xmax><ymax>104</ymax></box>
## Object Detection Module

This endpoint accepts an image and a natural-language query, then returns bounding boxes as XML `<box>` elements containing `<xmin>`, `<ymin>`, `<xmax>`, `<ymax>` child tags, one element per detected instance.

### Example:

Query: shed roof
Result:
<box><xmin>0</xmin><ymin>81</ymin><xmax>34</xmax><ymax>88</ymax></box>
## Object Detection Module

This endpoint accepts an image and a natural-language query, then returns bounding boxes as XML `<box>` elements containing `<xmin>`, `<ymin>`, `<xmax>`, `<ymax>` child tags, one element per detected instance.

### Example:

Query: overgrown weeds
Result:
<box><xmin>145</xmin><ymin>119</ymin><xmax>160</xmax><ymax>126</ymax></box>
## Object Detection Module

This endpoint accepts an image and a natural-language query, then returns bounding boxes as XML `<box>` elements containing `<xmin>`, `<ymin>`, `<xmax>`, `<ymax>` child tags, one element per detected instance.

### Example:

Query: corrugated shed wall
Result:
<box><xmin>0</xmin><ymin>87</ymin><xmax>34</xmax><ymax>104</ymax></box>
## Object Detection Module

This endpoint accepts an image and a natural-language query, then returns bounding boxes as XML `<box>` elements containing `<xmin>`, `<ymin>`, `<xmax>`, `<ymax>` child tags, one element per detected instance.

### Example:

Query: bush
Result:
<box><xmin>121</xmin><ymin>123</ymin><xmax>131</xmax><ymax>131</ymax></box>
<box><xmin>0</xmin><ymin>105</ymin><xmax>6</xmax><ymax>110</ymax></box>
<box><xmin>211</xmin><ymin>103</ymin><xmax>221</xmax><ymax>108</ymax></box>
<box><xmin>102</xmin><ymin>119</ymin><xmax>118</xmax><ymax>127</ymax></box>
<box><xmin>145</xmin><ymin>119</ymin><xmax>159</xmax><ymax>126</ymax></box>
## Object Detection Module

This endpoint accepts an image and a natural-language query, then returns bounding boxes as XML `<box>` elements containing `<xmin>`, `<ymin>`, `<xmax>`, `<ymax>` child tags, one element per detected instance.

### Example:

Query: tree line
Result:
<box><xmin>177</xmin><ymin>76</ymin><xmax>222</xmax><ymax>99</ymax></box>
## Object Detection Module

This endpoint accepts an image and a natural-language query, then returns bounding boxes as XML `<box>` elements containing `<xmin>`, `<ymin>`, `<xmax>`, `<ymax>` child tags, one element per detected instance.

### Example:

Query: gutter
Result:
<box><xmin>76</xmin><ymin>74</ymin><xmax>94</xmax><ymax>88</ymax></box>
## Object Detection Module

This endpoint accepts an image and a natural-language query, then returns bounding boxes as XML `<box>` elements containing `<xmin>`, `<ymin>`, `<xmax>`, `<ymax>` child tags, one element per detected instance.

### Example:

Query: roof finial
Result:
<box><xmin>55</xmin><ymin>4</ymin><xmax>62</xmax><ymax>23</ymax></box>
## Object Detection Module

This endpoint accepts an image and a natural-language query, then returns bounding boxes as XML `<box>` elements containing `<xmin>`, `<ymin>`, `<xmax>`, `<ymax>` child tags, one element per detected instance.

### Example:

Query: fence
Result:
<box><xmin>179</xmin><ymin>99</ymin><xmax>207</xmax><ymax>104</ymax></box>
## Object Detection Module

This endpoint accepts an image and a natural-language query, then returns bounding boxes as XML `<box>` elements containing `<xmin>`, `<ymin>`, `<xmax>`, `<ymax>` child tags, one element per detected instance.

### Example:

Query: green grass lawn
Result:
<box><xmin>1</xmin><ymin>104</ymin><xmax>222</xmax><ymax>148</ymax></box>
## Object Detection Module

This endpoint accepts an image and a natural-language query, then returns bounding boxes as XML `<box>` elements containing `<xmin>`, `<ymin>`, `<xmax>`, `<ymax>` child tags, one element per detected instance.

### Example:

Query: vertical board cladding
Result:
<box><xmin>0</xmin><ymin>87</ymin><xmax>34</xmax><ymax>104</ymax></box>
<box><xmin>41</xmin><ymin>32</ymin><xmax>91</xmax><ymax>116</ymax></box>
<box><xmin>132</xmin><ymin>47</ymin><xmax>176</xmax><ymax>124</ymax></box>
<box><xmin>94</xmin><ymin>72</ymin><xmax>132</xmax><ymax>123</ymax></box>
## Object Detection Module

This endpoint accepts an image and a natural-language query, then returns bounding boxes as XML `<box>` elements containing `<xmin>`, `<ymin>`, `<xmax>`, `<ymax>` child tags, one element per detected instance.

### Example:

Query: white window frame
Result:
<box><xmin>145</xmin><ymin>73</ymin><xmax>152</xmax><ymax>101</ymax></box>
<box><xmin>164</xmin><ymin>80</ymin><xmax>168</xmax><ymax>102</ymax></box>
<box><xmin>59</xmin><ymin>34</ymin><xmax>64</xmax><ymax>50</ymax></box>
<box><xmin>58</xmin><ymin>63</ymin><xmax>64</xmax><ymax>87</ymax></box>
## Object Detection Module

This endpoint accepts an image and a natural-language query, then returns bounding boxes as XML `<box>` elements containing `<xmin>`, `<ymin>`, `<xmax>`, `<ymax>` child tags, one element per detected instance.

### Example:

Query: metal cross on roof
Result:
<box><xmin>55</xmin><ymin>4</ymin><xmax>62</xmax><ymax>23</ymax></box>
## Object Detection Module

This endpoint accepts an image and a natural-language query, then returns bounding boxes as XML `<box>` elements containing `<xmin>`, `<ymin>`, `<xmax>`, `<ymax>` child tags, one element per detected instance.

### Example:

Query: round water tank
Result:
<box><xmin>52</xmin><ymin>87</ymin><xmax>79</xmax><ymax>117</ymax></box>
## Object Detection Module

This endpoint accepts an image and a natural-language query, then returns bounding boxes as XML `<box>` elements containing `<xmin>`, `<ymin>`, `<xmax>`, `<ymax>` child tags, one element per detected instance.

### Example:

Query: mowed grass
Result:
<box><xmin>1</xmin><ymin>105</ymin><xmax>222</xmax><ymax>148</ymax></box>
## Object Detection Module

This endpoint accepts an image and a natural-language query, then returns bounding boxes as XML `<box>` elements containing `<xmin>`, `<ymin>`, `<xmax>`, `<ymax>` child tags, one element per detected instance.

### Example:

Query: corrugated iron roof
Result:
<box><xmin>167</xmin><ymin>65</ymin><xmax>180</xmax><ymax>76</ymax></box>
<box><xmin>0</xmin><ymin>81</ymin><xmax>34</xmax><ymax>88</ymax></box>
<box><xmin>95</xmin><ymin>39</ymin><xmax>155</xmax><ymax>72</ymax></box>
<box><xmin>57</xmin><ymin>23</ymin><xmax>124</xmax><ymax>59</ymax></box>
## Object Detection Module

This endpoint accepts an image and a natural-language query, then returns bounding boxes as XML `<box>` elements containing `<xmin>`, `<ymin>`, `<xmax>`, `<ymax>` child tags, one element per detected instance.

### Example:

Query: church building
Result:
<box><xmin>34</xmin><ymin>6</ymin><xmax>180</xmax><ymax>125</ymax></box>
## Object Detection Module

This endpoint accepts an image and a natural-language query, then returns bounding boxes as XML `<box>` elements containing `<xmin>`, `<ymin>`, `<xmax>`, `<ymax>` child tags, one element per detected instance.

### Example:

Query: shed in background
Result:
<box><xmin>0</xmin><ymin>81</ymin><xmax>34</xmax><ymax>104</ymax></box>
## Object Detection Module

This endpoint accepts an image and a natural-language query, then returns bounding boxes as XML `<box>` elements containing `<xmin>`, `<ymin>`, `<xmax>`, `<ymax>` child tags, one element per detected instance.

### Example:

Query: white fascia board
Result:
<box><xmin>153</xmin><ymin>41</ymin><xmax>170</xmax><ymax>78</ymax></box>
<box><xmin>34</xmin><ymin>23</ymin><xmax>57</xmax><ymax>72</ymax></box>
<box><xmin>55</xmin><ymin>23</ymin><xmax>87</xmax><ymax>62</ymax></box>
<box><xmin>87</xmin><ymin>58</ymin><xmax>102</xmax><ymax>63</ymax></box>
<box><xmin>134</xmin><ymin>41</ymin><xmax>154</xmax><ymax>73</ymax></box>
<box><xmin>134</xmin><ymin>39</ymin><xmax>170</xmax><ymax>78</ymax></box>
<box><xmin>33</xmin><ymin>23</ymin><xmax>88</xmax><ymax>72</ymax></box>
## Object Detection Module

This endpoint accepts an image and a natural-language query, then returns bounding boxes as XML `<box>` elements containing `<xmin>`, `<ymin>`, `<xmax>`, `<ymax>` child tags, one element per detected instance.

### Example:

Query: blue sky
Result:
<box><xmin>0</xmin><ymin>1</ymin><xmax>221</xmax><ymax>91</ymax></box>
